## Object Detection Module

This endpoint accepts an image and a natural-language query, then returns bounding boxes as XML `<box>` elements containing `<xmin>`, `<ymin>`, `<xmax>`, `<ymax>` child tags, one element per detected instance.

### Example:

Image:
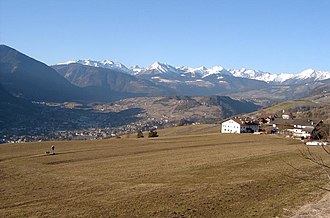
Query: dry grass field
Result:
<box><xmin>1</xmin><ymin>125</ymin><xmax>329</xmax><ymax>217</ymax></box>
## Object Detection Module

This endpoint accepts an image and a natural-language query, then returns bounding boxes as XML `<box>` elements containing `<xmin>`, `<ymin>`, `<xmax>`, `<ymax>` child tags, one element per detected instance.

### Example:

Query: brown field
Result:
<box><xmin>1</xmin><ymin>125</ymin><xmax>329</xmax><ymax>217</ymax></box>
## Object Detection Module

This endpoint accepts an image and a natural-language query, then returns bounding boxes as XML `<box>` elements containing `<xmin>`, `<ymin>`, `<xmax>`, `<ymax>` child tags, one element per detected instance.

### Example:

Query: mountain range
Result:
<box><xmin>52</xmin><ymin>63</ymin><xmax>173</xmax><ymax>97</ymax></box>
<box><xmin>55</xmin><ymin>60</ymin><xmax>330</xmax><ymax>103</ymax></box>
<box><xmin>59</xmin><ymin>59</ymin><xmax>330</xmax><ymax>85</ymax></box>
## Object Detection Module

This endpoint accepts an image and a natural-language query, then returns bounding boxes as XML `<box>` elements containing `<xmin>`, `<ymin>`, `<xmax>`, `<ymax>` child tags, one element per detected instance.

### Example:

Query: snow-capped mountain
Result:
<box><xmin>57</xmin><ymin>60</ymin><xmax>330</xmax><ymax>85</ymax></box>
<box><xmin>292</xmin><ymin>68</ymin><xmax>330</xmax><ymax>81</ymax></box>
<box><xmin>148</xmin><ymin>62</ymin><xmax>179</xmax><ymax>73</ymax></box>
<box><xmin>58</xmin><ymin>59</ymin><xmax>133</xmax><ymax>74</ymax></box>
<box><xmin>54</xmin><ymin>59</ymin><xmax>330</xmax><ymax>102</ymax></box>
<box><xmin>202</xmin><ymin>66</ymin><xmax>233</xmax><ymax>78</ymax></box>
<box><xmin>229</xmin><ymin>68</ymin><xmax>330</xmax><ymax>84</ymax></box>
<box><xmin>279</xmin><ymin>69</ymin><xmax>330</xmax><ymax>85</ymax></box>
<box><xmin>229</xmin><ymin>68</ymin><xmax>294</xmax><ymax>83</ymax></box>
<box><xmin>130</xmin><ymin>65</ymin><xmax>144</xmax><ymax>74</ymax></box>
<box><xmin>177</xmin><ymin>66</ymin><xmax>208</xmax><ymax>78</ymax></box>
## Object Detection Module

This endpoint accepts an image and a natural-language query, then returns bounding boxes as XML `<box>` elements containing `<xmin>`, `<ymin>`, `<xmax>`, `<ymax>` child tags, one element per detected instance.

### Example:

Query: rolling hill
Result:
<box><xmin>97</xmin><ymin>95</ymin><xmax>261</xmax><ymax>125</ymax></box>
<box><xmin>248</xmin><ymin>86</ymin><xmax>330</xmax><ymax>124</ymax></box>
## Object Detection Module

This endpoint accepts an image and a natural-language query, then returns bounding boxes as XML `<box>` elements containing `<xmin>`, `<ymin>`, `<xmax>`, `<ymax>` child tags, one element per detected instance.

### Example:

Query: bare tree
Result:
<box><xmin>311</xmin><ymin>121</ymin><xmax>330</xmax><ymax>141</ymax></box>
<box><xmin>288</xmin><ymin>145</ymin><xmax>330</xmax><ymax>192</ymax></box>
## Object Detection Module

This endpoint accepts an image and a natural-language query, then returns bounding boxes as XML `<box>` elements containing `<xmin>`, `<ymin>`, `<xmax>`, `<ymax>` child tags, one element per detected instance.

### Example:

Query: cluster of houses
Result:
<box><xmin>220</xmin><ymin>114</ymin><xmax>326</xmax><ymax>140</ymax></box>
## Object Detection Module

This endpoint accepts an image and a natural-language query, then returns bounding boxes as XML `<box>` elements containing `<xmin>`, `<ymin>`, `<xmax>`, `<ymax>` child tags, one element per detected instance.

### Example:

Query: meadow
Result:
<box><xmin>0</xmin><ymin>125</ymin><xmax>328</xmax><ymax>217</ymax></box>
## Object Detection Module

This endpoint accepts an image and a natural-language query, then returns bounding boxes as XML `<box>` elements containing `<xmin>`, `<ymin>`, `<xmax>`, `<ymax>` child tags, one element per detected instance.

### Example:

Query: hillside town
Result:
<box><xmin>220</xmin><ymin>111</ymin><xmax>329</xmax><ymax>141</ymax></box>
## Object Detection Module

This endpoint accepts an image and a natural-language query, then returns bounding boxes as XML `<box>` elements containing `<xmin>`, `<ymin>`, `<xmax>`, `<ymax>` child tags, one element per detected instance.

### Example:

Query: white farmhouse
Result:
<box><xmin>221</xmin><ymin>118</ymin><xmax>259</xmax><ymax>133</ymax></box>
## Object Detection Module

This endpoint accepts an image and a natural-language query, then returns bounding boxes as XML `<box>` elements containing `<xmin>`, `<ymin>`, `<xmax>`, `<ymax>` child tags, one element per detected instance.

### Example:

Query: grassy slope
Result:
<box><xmin>0</xmin><ymin>127</ymin><xmax>328</xmax><ymax>217</ymax></box>
<box><xmin>249</xmin><ymin>96</ymin><xmax>330</xmax><ymax>124</ymax></box>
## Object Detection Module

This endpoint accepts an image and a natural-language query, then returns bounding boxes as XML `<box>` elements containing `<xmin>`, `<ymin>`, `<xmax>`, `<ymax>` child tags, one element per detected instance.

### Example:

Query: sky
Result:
<box><xmin>0</xmin><ymin>0</ymin><xmax>330</xmax><ymax>74</ymax></box>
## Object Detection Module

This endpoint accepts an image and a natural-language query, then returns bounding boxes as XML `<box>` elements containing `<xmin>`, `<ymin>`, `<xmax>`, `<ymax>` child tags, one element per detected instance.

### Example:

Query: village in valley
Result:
<box><xmin>2</xmin><ymin>101</ymin><xmax>329</xmax><ymax>144</ymax></box>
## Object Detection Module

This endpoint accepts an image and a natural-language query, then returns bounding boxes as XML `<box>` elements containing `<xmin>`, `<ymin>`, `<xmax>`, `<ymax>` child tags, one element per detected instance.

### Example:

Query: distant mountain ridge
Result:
<box><xmin>53</xmin><ymin>63</ymin><xmax>174</xmax><ymax>97</ymax></box>
<box><xmin>59</xmin><ymin>59</ymin><xmax>132</xmax><ymax>74</ymax></box>
<box><xmin>54</xmin><ymin>62</ymin><xmax>269</xmax><ymax>96</ymax></box>
<box><xmin>53</xmin><ymin>59</ymin><xmax>330</xmax><ymax>103</ymax></box>
<box><xmin>61</xmin><ymin>59</ymin><xmax>330</xmax><ymax>85</ymax></box>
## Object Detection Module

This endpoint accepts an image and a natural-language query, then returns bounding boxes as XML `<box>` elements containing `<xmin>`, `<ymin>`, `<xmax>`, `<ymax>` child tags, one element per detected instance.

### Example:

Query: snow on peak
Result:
<box><xmin>178</xmin><ymin>66</ymin><xmax>207</xmax><ymax>74</ymax></box>
<box><xmin>229</xmin><ymin>68</ymin><xmax>277</xmax><ymax>82</ymax></box>
<box><xmin>175</xmin><ymin>66</ymin><xmax>208</xmax><ymax>78</ymax></box>
<box><xmin>296</xmin><ymin>69</ymin><xmax>316</xmax><ymax>79</ymax></box>
<box><xmin>198</xmin><ymin>66</ymin><xmax>208</xmax><ymax>71</ymax></box>
<box><xmin>272</xmin><ymin>73</ymin><xmax>295</xmax><ymax>83</ymax></box>
<box><xmin>229</xmin><ymin>68</ymin><xmax>294</xmax><ymax>83</ymax></box>
<box><xmin>294</xmin><ymin>69</ymin><xmax>330</xmax><ymax>81</ymax></box>
<box><xmin>148</xmin><ymin>62</ymin><xmax>178</xmax><ymax>73</ymax></box>
<box><xmin>210</xmin><ymin>66</ymin><xmax>224</xmax><ymax>72</ymax></box>
<box><xmin>150</xmin><ymin>61</ymin><xmax>165</xmax><ymax>69</ymax></box>
<box><xmin>58</xmin><ymin>60</ymin><xmax>77</xmax><ymax>65</ymax></box>
<box><xmin>202</xmin><ymin>66</ymin><xmax>232</xmax><ymax>78</ymax></box>
<box><xmin>130</xmin><ymin>65</ymin><xmax>144</xmax><ymax>74</ymax></box>
<box><xmin>131</xmin><ymin>65</ymin><xmax>141</xmax><ymax>69</ymax></box>
<box><xmin>190</xmin><ymin>66</ymin><xmax>209</xmax><ymax>76</ymax></box>
<box><xmin>58</xmin><ymin>59</ymin><xmax>133</xmax><ymax>74</ymax></box>
<box><xmin>301</xmin><ymin>68</ymin><xmax>315</xmax><ymax>74</ymax></box>
<box><xmin>228</xmin><ymin>68</ymin><xmax>330</xmax><ymax>83</ymax></box>
<box><xmin>57</xmin><ymin>59</ymin><xmax>330</xmax><ymax>84</ymax></box>
<box><xmin>102</xmin><ymin>60</ymin><xmax>115</xmax><ymax>65</ymax></box>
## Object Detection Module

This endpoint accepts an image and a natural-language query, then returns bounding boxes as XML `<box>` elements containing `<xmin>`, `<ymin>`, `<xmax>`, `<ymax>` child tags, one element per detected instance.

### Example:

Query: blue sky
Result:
<box><xmin>0</xmin><ymin>0</ymin><xmax>329</xmax><ymax>74</ymax></box>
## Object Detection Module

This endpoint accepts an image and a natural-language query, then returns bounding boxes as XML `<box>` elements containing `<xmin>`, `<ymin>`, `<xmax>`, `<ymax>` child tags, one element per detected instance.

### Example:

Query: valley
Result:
<box><xmin>0</xmin><ymin>95</ymin><xmax>260</xmax><ymax>143</ymax></box>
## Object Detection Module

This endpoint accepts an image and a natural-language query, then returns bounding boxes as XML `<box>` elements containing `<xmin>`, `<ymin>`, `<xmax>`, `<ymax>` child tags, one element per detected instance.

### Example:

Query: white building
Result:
<box><xmin>271</xmin><ymin>118</ymin><xmax>318</xmax><ymax>139</ymax></box>
<box><xmin>290</xmin><ymin>119</ymin><xmax>316</xmax><ymax>139</ymax></box>
<box><xmin>288</xmin><ymin>128</ymin><xmax>312</xmax><ymax>139</ymax></box>
<box><xmin>221</xmin><ymin>118</ymin><xmax>259</xmax><ymax>134</ymax></box>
